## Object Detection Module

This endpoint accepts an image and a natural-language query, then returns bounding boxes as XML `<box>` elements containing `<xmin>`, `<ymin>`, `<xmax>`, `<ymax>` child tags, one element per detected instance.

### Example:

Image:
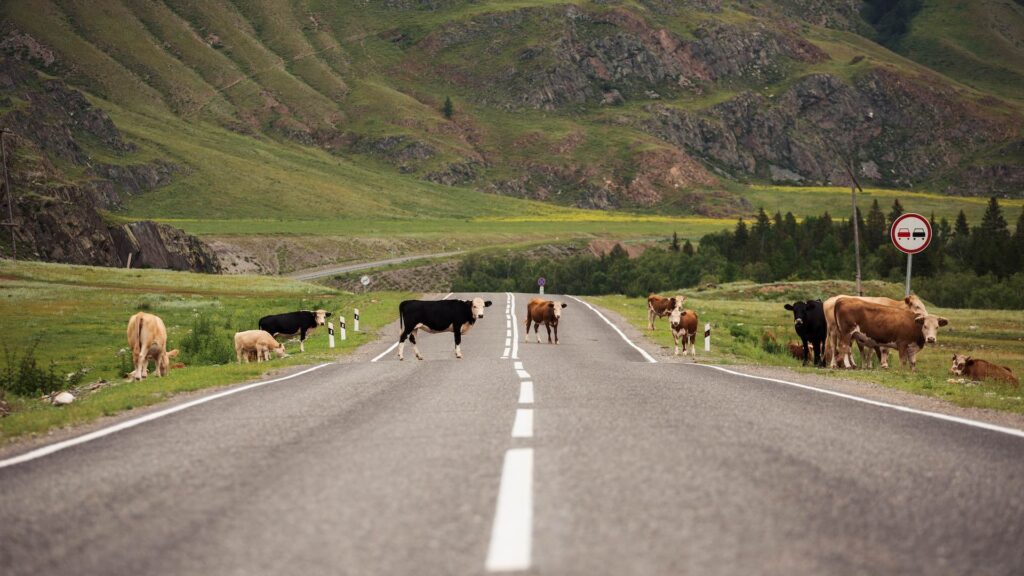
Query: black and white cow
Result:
<box><xmin>258</xmin><ymin>309</ymin><xmax>331</xmax><ymax>353</ymax></box>
<box><xmin>397</xmin><ymin>297</ymin><xmax>492</xmax><ymax>360</ymax></box>
<box><xmin>783</xmin><ymin>300</ymin><xmax>826</xmax><ymax>367</ymax></box>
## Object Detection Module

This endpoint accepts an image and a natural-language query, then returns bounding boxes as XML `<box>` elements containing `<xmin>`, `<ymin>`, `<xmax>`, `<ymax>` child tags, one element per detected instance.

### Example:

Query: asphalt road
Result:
<box><xmin>2</xmin><ymin>292</ymin><xmax>1023</xmax><ymax>575</ymax></box>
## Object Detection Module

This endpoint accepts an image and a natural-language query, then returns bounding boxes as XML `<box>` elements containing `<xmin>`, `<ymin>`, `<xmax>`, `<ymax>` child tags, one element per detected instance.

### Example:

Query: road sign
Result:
<box><xmin>537</xmin><ymin>277</ymin><xmax>546</xmax><ymax>287</ymax></box>
<box><xmin>890</xmin><ymin>213</ymin><xmax>932</xmax><ymax>254</ymax></box>
<box><xmin>360</xmin><ymin>275</ymin><xmax>370</xmax><ymax>286</ymax></box>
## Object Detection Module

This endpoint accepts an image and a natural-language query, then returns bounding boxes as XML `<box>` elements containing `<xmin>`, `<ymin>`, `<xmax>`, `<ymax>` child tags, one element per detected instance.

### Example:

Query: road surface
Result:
<box><xmin>288</xmin><ymin>251</ymin><xmax>464</xmax><ymax>281</ymax></box>
<box><xmin>1</xmin><ymin>292</ymin><xmax>1023</xmax><ymax>575</ymax></box>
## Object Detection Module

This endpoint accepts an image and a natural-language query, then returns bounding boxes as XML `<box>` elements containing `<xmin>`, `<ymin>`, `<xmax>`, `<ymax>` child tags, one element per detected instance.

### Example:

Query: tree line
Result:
<box><xmin>453</xmin><ymin>198</ymin><xmax>1024</xmax><ymax>309</ymax></box>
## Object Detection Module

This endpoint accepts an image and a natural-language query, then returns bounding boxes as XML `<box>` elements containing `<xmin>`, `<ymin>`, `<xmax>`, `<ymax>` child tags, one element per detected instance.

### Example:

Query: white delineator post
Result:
<box><xmin>704</xmin><ymin>323</ymin><xmax>711</xmax><ymax>352</ymax></box>
<box><xmin>340</xmin><ymin>316</ymin><xmax>347</xmax><ymax>341</ymax></box>
<box><xmin>327</xmin><ymin>321</ymin><xmax>336</xmax><ymax>349</ymax></box>
<box><xmin>354</xmin><ymin>308</ymin><xmax>360</xmax><ymax>332</ymax></box>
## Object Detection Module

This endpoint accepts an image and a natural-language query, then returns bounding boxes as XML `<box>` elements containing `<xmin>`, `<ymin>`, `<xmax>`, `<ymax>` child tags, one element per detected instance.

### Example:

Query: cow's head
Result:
<box><xmin>158</xmin><ymin>349</ymin><xmax>180</xmax><ymax>377</ymax></box>
<box><xmin>469</xmin><ymin>297</ymin><xmax>492</xmax><ymax>320</ymax></box>
<box><xmin>904</xmin><ymin>294</ymin><xmax>928</xmax><ymax>316</ymax></box>
<box><xmin>270</xmin><ymin>343</ymin><xmax>288</xmax><ymax>359</ymax></box>
<box><xmin>916</xmin><ymin>314</ymin><xmax>949</xmax><ymax>344</ymax></box>
<box><xmin>314</xmin><ymin>309</ymin><xmax>331</xmax><ymax>325</ymax></box>
<box><xmin>950</xmin><ymin>354</ymin><xmax>970</xmax><ymax>376</ymax></box>
<box><xmin>784</xmin><ymin>300</ymin><xmax>817</xmax><ymax>328</ymax></box>
<box><xmin>549</xmin><ymin>301</ymin><xmax>567</xmax><ymax>319</ymax></box>
<box><xmin>669</xmin><ymin>306</ymin><xmax>683</xmax><ymax>326</ymax></box>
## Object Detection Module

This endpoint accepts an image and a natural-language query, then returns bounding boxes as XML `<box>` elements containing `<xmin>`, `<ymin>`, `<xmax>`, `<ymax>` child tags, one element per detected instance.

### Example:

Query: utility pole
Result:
<box><xmin>844</xmin><ymin>161</ymin><xmax>863</xmax><ymax>296</ymax></box>
<box><xmin>0</xmin><ymin>129</ymin><xmax>15</xmax><ymax>260</ymax></box>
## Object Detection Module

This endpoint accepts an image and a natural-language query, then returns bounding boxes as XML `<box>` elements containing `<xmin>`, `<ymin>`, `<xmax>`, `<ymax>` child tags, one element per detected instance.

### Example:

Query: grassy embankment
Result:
<box><xmin>0</xmin><ymin>260</ymin><xmax>410</xmax><ymax>442</ymax></box>
<box><xmin>591</xmin><ymin>280</ymin><xmax>1024</xmax><ymax>413</ymax></box>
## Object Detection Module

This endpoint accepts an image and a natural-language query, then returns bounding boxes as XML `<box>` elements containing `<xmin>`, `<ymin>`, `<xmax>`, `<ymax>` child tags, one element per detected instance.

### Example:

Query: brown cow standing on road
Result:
<box><xmin>669</xmin><ymin>307</ymin><xmax>699</xmax><ymax>357</ymax></box>
<box><xmin>950</xmin><ymin>355</ymin><xmax>1019</xmax><ymax>386</ymax></box>
<box><xmin>525</xmin><ymin>298</ymin><xmax>567</xmax><ymax>344</ymax></box>
<box><xmin>833</xmin><ymin>299</ymin><xmax>948</xmax><ymax>371</ymax></box>
<box><xmin>126</xmin><ymin>312</ymin><xmax>179</xmax><ymax>381</ymax></box>
<box><xmin>648</xmin><ymin>293</ymin><xmax>683</xmax><ymax>330</ymax></box>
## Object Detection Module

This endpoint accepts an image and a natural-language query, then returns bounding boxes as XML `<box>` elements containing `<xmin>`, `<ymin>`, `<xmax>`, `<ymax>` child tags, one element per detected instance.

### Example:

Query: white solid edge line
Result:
<box><xmin>0</xmin><ymin>363</ymin><xmax>333</xmax><ymax>470</ymax></box>
<box><xmin>568</xmin><ymin>295</ymin><xmax>657</xmax><ymax>364</ymax></box>
<box><xmin>509</xmin><ymin>293</ymin><xmax>520</xmax><ymax>360</ymax></box>
<box><xmin>511</xmin><ymin>408</ymin><xmax>533</xmax><ymax>438</ymax></box>
<box><xmin>697</xmin><ymin>364</ymin><xmax>1024</xmax><ymax>439</ymax></box>
<box><xmin>519</xmin><ymin>381</ymin><xmax>534</xmax><ymax>404</ymax></box>
<box><xmin>372</xmin><ymin>292</ymin><xmax>454</xmax><ymax>363</ymax></box>
<box><xmin>486</xmin><ymin>448</ymin><xmax>533</xmax><ymax>572</ymax></box>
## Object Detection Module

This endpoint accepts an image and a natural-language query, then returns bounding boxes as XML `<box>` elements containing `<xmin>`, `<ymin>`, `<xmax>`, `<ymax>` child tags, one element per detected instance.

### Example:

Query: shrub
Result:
<box><xmin>179</xmin><ymin>314</ymin><xmax>235</xmax><ymax>365</ymax></box>
<box><xmin>760</xmin><ymin>329</ymin><xmax>783</xmax><ymax>355</ymax></box>
<box><xmin>0</xmin><ymin>339</ymin><xmax>78</xmax><ymax>397</ymax></box>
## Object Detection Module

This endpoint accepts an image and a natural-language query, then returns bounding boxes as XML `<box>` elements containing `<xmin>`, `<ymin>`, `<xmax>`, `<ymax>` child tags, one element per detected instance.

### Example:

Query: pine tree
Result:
<box><xmin>865</xmin><ymin>199</ymin><xmax>886</xmax><ymax>252</ymax></box>
<box><xmin>670</xmin><ymin>231</ymin><xmax>680</xmax><ymax>252</ymax></box>
<box><xmin>1014</xmin><ymin>207</ymin><xmax>1024</xmax><ymax>274</ymax></box>
<box><xmin>971</xmin><ymin>197</ymin><xmax>1011</xmax><ymax>277</ymax></box>
<box><xmin>752</xmin><ymin>208</ymin><xmax>772</xmax><ymax>259</ymax></box>
<box><xmin>732</xmin><ymin>218</ymin><xmax>749</xmax><ymax>262</ymax></box>
<box><xmin>442</xmin><ymin>96</ymin><xmax>454</xmax><ymax>119</ymax></box>
<box><xmin>682</xmin><ymin>240</ymin><xmax>695</xmax><ymax>256</ymax></box>
<box><xmin>949</xmin><ymin>210</ymin><xmax>971</xmax><ymax>267</ymax></box>
<box><xmin>888</xmin><ymin>198</ymin><xmax>904</xmax><ymax>226</ymax></box>
<box><xmin>954</xmin><ymin>210</ymin><xmax>970</xmax><ymax>237</ymax></box>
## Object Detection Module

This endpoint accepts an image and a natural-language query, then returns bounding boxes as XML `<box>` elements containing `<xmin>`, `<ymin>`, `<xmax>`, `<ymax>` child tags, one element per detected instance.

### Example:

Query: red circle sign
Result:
<box><xmin>890</xmin><ymin>213</ymin><xmax>932</xmax><ymax>255</ymax></box>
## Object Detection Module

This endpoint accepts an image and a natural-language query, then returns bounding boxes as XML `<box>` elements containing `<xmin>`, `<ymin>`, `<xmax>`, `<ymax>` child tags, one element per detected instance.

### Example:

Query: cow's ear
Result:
<box><xmin>915</xmin><ymin>315</ymin><xmax>926</xmax><ymax>324</ymax></box>
<box><xmin>561</xmin><ymin>303</ymin><xmax>567</xmax><ymax>308</ymax></box>
<box><xmin>326</xmin><ymin>312</ymin><xmax>333</xmax><ymax>317</ymax></box>
<box><xmin>905</xmin><ymin>296</ymin><xmax>913</xmax><ymax>306</ymax></box>
<box><xmin>951</xmin><ymin>354</ymin><xmax>957</xmax><ymax>361</ymax></box>
<box><xmin>484</xmin><ymin>300</ymin><xmax>492</xmax><ymax>307</ymax></box>
<box><xmin>784</xmin><ymin>304</ymin><xmax>793</xmax><ymax>311</ymax></box>
<box><xmin>938</xmin><ymin>317</ymin><xmax>948</xmax><ymax>327</ymax></box>
<box><xmin>548</xmin><ymin>302</ymin><xmax>555</xmax><ymax>308</ymax></box>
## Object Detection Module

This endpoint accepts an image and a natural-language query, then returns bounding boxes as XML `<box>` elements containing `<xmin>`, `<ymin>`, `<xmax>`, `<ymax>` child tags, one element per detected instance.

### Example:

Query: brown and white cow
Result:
<box><xmin>525</xmin><ymin>298</ymin><xmax>567</xmax><ymax>344</ymax></box>
<box><xmin>825</xmin><ymin>294</ymin><xmax>928</xmax><ymax>369</ymax></box>
<box><xmin>126</xmin><ymin>312</ymin><xmax>179</xmax><ymax>380</ymax></box>
<box><xmin>648</xmin><ymin>293</ymin><xmax>683</xmax><ymax>330</ymax></box>
<box><xmin>950</xmin><ymin>354</ymin><xmax>1019</xmax><ymax>386</ymax></box>
<box><xmin>669</xmin><ymin>307</ymin><xmax>699</xmax><ymax>357</ymax></box>
<box><xmin>833</xmin><ymin>299</ymin><xmax>948</xmax><ymax>371</ymax></box>
<box><xmin>234</xmin><ymin>330</ymin><xmax>287</xmax><ymax>364</ymax></box>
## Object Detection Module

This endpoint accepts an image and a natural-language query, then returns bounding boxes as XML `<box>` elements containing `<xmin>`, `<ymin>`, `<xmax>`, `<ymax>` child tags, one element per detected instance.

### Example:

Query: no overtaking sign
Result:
<box><xmin>891</xmin><ymin>212</ymin><xmax>932</xmax><ymax>296</ymax></box>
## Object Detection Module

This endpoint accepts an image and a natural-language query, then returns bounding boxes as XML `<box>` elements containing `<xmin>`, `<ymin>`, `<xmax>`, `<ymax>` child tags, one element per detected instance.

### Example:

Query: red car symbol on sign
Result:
<box><xmin>897</xmin><ymin>228</ymin><xmax>911</xmax><ymax>239</ymax></box>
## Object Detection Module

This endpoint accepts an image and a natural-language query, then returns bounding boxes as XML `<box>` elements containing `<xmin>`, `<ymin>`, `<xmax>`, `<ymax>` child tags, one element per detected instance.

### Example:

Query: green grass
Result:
<box><xmin>0</xmin><ymin>260</ymin><xmax>410</xmax><ymax>442</ymax></box>
<box><xmin>592</xmin><ymin>280</ymin><xmax>1024</xmax><ymax>413</ymax></box>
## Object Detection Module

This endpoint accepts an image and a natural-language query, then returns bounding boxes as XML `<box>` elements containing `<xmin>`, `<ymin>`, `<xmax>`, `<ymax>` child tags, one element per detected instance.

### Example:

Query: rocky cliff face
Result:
<box><xmin>0</xmin><ymin>55</ymin><xmax>220</xmax><ymax>272</ymax></box>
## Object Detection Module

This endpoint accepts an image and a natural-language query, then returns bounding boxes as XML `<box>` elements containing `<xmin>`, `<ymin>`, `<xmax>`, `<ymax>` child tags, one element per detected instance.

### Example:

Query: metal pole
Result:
<box><xmin>845</xmin><ymin>162</ymin><xmax>862</xmax><ymax>296</ymax></box>
<box><xmin>905</xmin><ymin>253</ymin><xmax>913</xmax><ymax>297</ymax></box>
<box><xmin>1</xmin><ymin>130</ymin><xmax>14</xmax><ymax>260</ymax></box>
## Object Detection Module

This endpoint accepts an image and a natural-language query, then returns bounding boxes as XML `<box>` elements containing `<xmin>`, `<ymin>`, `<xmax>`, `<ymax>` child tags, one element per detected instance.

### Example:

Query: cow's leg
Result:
<box><xmin>545</xmin><ymin>322</ymin><xmax>553</xmax><ymax>344</ymax></box>
<box><xmin>648</xmin><ymin>308</ymin><xmax>656</xmax><ymax>331</ymax></box>
<box><xmin>801</xmin><ymin>337</ymin><xmax>811</xmax><ymax>366</ymax></box>
<box><xmin>299</xmin><ymin>328</ymin><xmax>307</xmax><ymax>353</ymax></box>
<box><xmin>534</xmin><ymin>322</ymin><xmax>542</xmax><ymax>344</ymax></box>
<box><xmin>453</xmin><ymin>326</ymin><xmax>463</xmax><ymax>359</ymax></box>
<box><xmin>811</xmin><ymin>338</ymin><xmax>821</xmax><ymax>367</ymax></box>
<box><xmin>554</xmin><ymin>322</ymin><xmax>559</xmax><ymax>345</ymax></box>
<box><xmin>397</xmin><ymin>328</ymin><xmax>410</xmax><ymax>360</ymax></box>
<box><xmin>690</xmin><ymin>332</ymin><xmax>697</xmax><ymax>358</ymax></box>
<box><xmin>412</xmin><ymin>331</ymin><xmax>423</xmax><ymax>360</ymax></box>
<box><xmin>673</xmin><ymin>331</ymin><xmax>680</xmax><ymax>356</ymax></box>
<box><xmin>524</xmin><ymin>316</ymin><xmax>531</xmax><ymax>342</ymax></box>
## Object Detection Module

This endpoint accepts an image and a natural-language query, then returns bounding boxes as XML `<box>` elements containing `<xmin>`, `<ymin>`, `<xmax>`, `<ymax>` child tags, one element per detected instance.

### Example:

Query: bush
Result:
<box><xmin>179</xmin><ymin>314</ymin><xmax>235</xmax><ymax>365</ymax></box>
<box><xmin>760</xmin><ymin>329</ymin><xmax>783</xmax><ymax>355</ymax></box>
<box><xmin>0</xmin><ymin>339</ymin><xmax>79</xmax><ymax>397</ymax></box>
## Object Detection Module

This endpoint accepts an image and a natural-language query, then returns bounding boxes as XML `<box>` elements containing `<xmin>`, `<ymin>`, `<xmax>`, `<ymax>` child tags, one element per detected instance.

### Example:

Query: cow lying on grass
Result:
<box><xmin>525</xmin><ymin>298</ymin><xmax>567</xmax><ymax>344</ymax></box>
<box><xmin>833</xmin><ymin>298</ymin><xmax>948</xmax><ymax>371</ymax></box>
<box><xmin>126</xmin><ymin>312</ymin><xmax>179</xmax><ymax>381</ymax></box>
<box><xmin>397</xmin><ymin>297</ymin><xmax>492</xmax><ymax>360</ymax></box>
<box><xmin>669</xmin><ymin>307</ymin><xmax>698</xmax><ymax>358</ymax></box>
<box><xmin>648</xmin><ymin>293</ymin><xmax>683</xmax><ymax>331</ymax></box>
<box><xmin>234</xmin><ymin>330</ymin><xmax>287</xmax><ymax>363</ymax></box>
<box><xmin>950</xmin><ymin>354</ymin><xmax>1019</xmax><ymax>386</ymax></box>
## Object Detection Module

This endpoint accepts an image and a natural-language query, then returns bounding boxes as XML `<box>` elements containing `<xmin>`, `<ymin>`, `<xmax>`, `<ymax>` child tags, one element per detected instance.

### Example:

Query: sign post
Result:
<box><xmin>890</xmin><ymin>213</ymin><xmax>932</xmax><ymax>297</ymax></box>
<box><xmin>538</xmin><ymin>277</ymin><xmax>546</xmax><ymax>295</ymax></box>
<box><xmin>354</xmin><ymin>308</ymin><xmax>360</xmax><ymax>332</ymax></box>
<box><xmin>360</xmin><ymin>275</ymin><xmax>370</xmax><ymax>293</ymax></box>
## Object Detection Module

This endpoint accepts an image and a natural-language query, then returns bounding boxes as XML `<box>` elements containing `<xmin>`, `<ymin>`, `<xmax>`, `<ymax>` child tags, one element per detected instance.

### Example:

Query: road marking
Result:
<box><xmin>0</xmin><ymin>363</ymin><xmax>333</xmax><ymax>469</ymax></box>
<box><xmin>511</xmin><ymin>409</ymin><xmax>533</xmax><ymax>438</ymax></box>
<box><xmin>509</xmin><ymin>293</ymin><xmax>519</xmax><ymax>360</ymax></box>
<box><xmin>698</xmin><ymin>364</ymin><xmax>1024</xmax><ymax>439</ymax></box>
<box><xmin>506</xmin><ymin>330</ymin><xmax>512</xmax><ymax>338</ymax></box>
<box><xmin>486</xmin><ymin>448</ymin><xmax>533</xmax><ymax>572</ymax></box>
<box><xmin>519</xmin><ymin>381</ymin><xmax>534</xmax><ymax>404</ymax></box>
<box><xmin>504</xmin><ymin>338</ymin><xmax>511</xmax><ymax>347</ymax></box>
<box><xmin>514</xmin><ymin>361</ymin><xmax>523</xmax><ymax>370</ymax></box>
<box><xmin>502</xmin><ymin>348</ymin><xmax>510</xmax><ymax>358</ymax></box>
<box><xmin>372</xmin><ymin>292</ymin><xmax>453</xmax><ymax>363</ymax></box>
<box><xmin>568</xmin><ymin>295</ymin><xmax>657</xmax><ymax>363</ymax></box>
<box><xmin>516</xmin><ymin>369</ymin><xmax>530</xmax><ymax>379</ymax></box>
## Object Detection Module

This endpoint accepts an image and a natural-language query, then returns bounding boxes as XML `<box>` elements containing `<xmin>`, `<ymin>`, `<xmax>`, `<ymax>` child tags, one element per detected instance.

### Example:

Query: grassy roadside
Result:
<box><xmin>590</xmin><ymin>280</ymin><xmax>1024</xmax><ymax>414</ymax></box>
<box><xmin>0</xmin><ymin>260</ymin><xmax>409</xmax><ymax>442</ymax></box>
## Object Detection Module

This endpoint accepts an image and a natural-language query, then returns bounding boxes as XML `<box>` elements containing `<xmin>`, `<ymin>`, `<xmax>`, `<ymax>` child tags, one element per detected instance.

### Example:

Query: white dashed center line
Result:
<box><xmin>518</xmin><ymin>381</ymin><xmax>534</xmax><ymax>404</ymax></box>
<box><xmin>485</xmin><ymin>448</ymin><xmax>533</xmax><ymax>572</ymax></box>
<box><xmin>516</xmin><ymin>369</ymin><xmax>530</xmax><ymax>379</ymax></box>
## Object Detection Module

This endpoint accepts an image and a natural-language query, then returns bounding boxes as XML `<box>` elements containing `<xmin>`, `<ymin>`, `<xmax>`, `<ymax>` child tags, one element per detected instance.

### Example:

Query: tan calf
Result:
<box><xmin>126</xmin><ymin>312</ymin><xmax>179</xmax><ymax>381</ymax></box>
<box><xmin>525</xmin><ymin>298</ymin><xmax>567</xmax><ymax>344</ymax></box>
<box><xmin>648</xmin><ymin>293</ymin><xmax>683</xmax><ymax>330</ymax></box>
<box><xmin>234</xmin><ymin>330</ymin><xmax>287</xmax><ymax>363</ymax></box>
<box><xmin>950</xmin><ymin>355</ymin><xmax>1019</xmax><ymax>386</ymax></box>
<box><xmin>669</xmin><ymin>308</ymin><xmax>699</xmax><ymax>358</ymax></box>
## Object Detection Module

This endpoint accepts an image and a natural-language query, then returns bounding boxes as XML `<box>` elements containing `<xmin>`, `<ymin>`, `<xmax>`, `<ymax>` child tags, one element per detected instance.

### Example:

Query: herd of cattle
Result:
<box><xmin>123</xmin><ymin>292</ymin><xmax>1017</xmax><ymax>387</ymax></box>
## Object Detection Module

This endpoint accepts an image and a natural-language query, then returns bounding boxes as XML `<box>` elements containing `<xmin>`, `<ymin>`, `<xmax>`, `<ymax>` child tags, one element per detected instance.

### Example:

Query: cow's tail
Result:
<box><xmin>398</xmin><ymin>301</ymin><xmax>406</xmax><ymax>332</ymax></box>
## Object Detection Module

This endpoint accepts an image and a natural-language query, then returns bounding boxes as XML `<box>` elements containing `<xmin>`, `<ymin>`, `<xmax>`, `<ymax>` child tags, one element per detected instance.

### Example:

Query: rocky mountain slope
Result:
<box><xmin>0</xmin><ymin>0</ymin><xmax>1020</xmax><ymax>266</ymax></box>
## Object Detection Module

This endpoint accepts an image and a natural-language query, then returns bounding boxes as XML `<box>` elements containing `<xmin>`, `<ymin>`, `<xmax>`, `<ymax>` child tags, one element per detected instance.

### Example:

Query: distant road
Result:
<box><xmin>2</xmin><ymin>293</ymin><xmax>1024</xmax><ymax>575</ymax></box>
<box><xmin>287</xmin><ymin>250</ymin><xmax>464</xmax><ymax>281</ymax></box>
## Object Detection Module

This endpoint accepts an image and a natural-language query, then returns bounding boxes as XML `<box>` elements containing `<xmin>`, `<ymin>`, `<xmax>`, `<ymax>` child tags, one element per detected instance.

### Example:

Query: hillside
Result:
<box><xmin>0</xmin><ymin>0</ymin><xmax>1022</xmax><ymax>270</ymax></box>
